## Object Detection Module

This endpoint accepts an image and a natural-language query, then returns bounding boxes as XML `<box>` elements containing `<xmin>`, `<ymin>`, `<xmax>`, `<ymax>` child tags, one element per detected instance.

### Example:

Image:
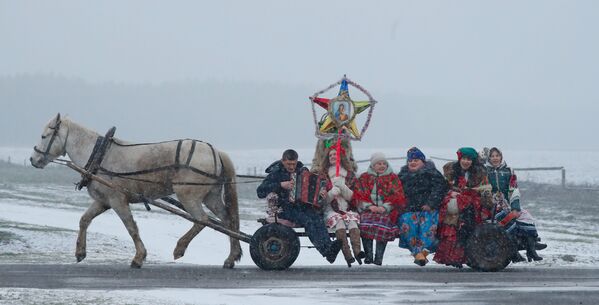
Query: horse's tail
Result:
<box><xmin>219</xmin><ymin>151</ymin><xmax>240</xmax><ymax>233</ymax></box>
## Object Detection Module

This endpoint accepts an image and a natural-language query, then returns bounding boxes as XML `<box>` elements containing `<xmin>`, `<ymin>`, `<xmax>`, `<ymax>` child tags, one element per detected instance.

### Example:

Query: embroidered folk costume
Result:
<box><xmin>434</xmin><ymin>147</ymin><xmax>491</xmax><ymax>267</ymax></box>
<box><xmin>354</xmin><ymin>152</ymin><xmax>406</xmax><ymax>265</ymax></box>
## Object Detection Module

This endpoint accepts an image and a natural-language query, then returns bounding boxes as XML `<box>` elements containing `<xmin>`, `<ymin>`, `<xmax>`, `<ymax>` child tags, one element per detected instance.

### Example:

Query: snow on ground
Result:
<box><xmin>2</xmin><ymin>146</ymin><xmax>599</xmax><ymax>304</ymax></box>
<box><xmin>2</xmin><ymin>278</ymin><xmax>599</xmax><ymax>305</ymax></box>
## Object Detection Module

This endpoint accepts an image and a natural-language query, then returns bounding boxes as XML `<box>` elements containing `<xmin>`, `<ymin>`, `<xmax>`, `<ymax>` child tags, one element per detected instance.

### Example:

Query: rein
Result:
<box><xmin>53</xmin><ymin>158</ymin><xmax>264</xmax><ymax>186</ymax></box>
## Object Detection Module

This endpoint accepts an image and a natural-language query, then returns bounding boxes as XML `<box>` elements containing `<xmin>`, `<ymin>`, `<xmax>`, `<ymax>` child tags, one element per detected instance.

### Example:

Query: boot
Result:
<box><xmin>511</xmin><ymin>251</ymin><xmax>525</xmax><ymax>263</ymax></box>
<box><xmin>414</xmin><ymin>250</ymin><xmax>429</xmax><ymax>266</ymax></box>
<box><xmin>535</xmin><ymin>237</ymin><xmax>547</xmax><ymax>251</ymax></box>
<box><xmin>325</xmin><ymin>239</ymin><xmax>343</xmax><ymax>264</ymax></box>
<box><xmin>422</xmin><ymin>249</ymin><xmax>430</xmax><ymax>265</ymax></box>
<box><xmin>525</xmin><ymin>236</ymin><xmax>543</xmax><ymax>262</ymax></box>
<box><xmin>373</xmin><ymin>241</ymin><xmax>387</xmax><ymax>266</ymax></box>
<box><xmin>414</xmin><ymin>252</ymin><xmax>426</xmax><ymax>266</ymax></box>
<box><xmin>349</xmin><ymin>228</ymin><xmax>365</xmax><ymax>265</ymax></box>
<box><xmin>362</xmin><ymin>238</ymin><xmax>374</xmax><ymax>264</ymax></box>
<box><xmin>336</xmin><ymin>230</ymin><xmax>354</xmax><ymax>267</ymax></box>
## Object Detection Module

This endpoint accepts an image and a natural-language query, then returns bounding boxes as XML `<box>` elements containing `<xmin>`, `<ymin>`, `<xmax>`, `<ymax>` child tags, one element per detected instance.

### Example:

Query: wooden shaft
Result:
<box><xmin>335</xmin><ymin>129</ymin><xmax>341</xmax><ymax>177</ymax></box>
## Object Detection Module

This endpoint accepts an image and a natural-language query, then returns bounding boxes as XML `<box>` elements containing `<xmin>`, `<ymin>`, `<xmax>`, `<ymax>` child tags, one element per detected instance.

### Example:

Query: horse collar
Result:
<box><xmin>77</xmin><ymin>126</ymin><xmax>117</xmax><ymax>190</ymax></box>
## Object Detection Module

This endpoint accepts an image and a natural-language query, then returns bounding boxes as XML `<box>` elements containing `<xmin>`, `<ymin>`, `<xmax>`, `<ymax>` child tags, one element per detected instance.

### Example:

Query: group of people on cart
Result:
<box><xmin>256</xmin><ymin>144</ymin><xmax>546</xmax><ymax>268</ymax></box>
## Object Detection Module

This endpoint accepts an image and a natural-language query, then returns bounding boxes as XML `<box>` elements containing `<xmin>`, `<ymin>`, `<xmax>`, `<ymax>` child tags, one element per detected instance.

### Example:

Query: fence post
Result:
<box><xmin>561</xmin><ymin>168</ymin><xmax>566</xmax><ymax>188</ymax></box>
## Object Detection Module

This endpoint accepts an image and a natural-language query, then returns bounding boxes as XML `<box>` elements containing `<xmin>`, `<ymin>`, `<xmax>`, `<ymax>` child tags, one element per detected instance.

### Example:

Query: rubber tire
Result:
<box><xmin>466</xmin><ymin>223</ymin><xmax>514</xmax><ymax>272</ymax></box>
<box><xmin>250</xmin><ymin>223</ymin><xmax>301</xmax><ymax>270</ymax></box>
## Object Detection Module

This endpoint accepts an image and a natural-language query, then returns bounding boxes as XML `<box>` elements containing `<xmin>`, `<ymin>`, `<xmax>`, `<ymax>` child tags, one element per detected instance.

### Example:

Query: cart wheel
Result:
<box><xmin>466</xmin><ymin>223</ymin><xmax>514</xmax><ymax>272</ymax></box>
<box><xmin>250</xmin><ymin>223</ymin><xmax>300</xmax><ymax>270</ymax></box>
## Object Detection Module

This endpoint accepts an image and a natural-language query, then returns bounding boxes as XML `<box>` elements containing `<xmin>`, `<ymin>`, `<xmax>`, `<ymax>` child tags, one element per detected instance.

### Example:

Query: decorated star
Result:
<box><xmin>310</xmin><ymin>77</ymin><xmax>375</xmax><ymax>139</ymax></box>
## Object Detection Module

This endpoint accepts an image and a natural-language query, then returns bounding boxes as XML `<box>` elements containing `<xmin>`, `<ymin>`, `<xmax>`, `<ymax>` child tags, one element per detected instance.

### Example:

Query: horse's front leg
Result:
<box><xmin>173</xmin><ymin>223</ymin><xmax>205</xmax><ymax>260</ymax></box>
<box><xmin>110</xmin><ymin>198</ymin><xmax>147</xmax><ymax>268</ymax></box>
<box><xmin>76</xmin><ymin>200</ymin><xmax>110</xmax><ymax>262</ymax></box>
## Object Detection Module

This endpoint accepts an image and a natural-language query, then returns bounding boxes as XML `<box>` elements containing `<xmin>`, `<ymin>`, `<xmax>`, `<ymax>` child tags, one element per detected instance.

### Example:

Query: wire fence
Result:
<box><xmin>5</xmin><ymin>154</ymin><xmax>594</xmax><ymax>190</ymax></box>
<box><xmin>240</xmin><ymin>156</ymin><xmax>580</xmax><ymax>189</ymax></box>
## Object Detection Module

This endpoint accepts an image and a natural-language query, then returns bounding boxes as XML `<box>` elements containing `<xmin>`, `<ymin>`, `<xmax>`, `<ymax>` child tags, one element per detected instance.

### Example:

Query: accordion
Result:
<box><xmin>290</xmin><ymin>169</ymin><xmax>326</xmax><ymax>208</ymax></box>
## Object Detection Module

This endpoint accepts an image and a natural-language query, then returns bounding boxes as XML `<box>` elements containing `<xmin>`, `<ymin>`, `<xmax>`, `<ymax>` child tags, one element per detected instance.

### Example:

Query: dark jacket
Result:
<box><xmin>256</xmin><ymin>160</ymin><xmax>305</xmax><ymax>206</ymax></box>
<box><xmin>398</xmin><ymin>160</ymin><xmax>448</xmax><ymax>211</ymax></box>
<box><xmin>486</xmin><ymin>163</ymin><xmax>521</xmax><ymax>210</ymax></box>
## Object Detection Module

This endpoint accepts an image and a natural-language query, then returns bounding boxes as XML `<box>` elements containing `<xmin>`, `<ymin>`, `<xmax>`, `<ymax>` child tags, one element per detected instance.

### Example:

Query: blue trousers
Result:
<box><xmin>279</xmin><ymin>204</ymin><xmax>332</xmax><ymax>256</ymax></box>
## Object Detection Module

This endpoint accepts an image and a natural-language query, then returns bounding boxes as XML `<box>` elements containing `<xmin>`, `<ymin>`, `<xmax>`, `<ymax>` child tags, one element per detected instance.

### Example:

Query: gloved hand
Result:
<box><xmin>333</xmin><ymin>176</ymin><xmax>345</xmax><ymax>188</ymax></box>
<box><xmin>329</xmin><ymin>186</ymin><xmax>341</xmax><ymax>197</ymax></box>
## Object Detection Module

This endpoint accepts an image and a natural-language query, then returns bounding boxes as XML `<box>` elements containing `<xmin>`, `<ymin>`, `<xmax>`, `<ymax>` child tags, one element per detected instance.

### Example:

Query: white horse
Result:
<box><xmin>30</xmin><ymin>113</ymin><xmax>242</xmax><ymax>268</ymax></box>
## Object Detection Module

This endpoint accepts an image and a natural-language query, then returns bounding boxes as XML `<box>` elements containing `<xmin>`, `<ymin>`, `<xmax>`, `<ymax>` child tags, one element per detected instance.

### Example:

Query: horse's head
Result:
<box><xmin>30</xmin><ymin>113</ymin><xmax>69</xmax><ymax>168</ymax></box>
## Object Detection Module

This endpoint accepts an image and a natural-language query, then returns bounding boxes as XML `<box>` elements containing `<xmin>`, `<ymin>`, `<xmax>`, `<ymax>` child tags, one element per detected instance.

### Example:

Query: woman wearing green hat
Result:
<box><xmin>433</xmin><ymin>147</ymin><xmax>491</xmax><ymax>268</ymax></box>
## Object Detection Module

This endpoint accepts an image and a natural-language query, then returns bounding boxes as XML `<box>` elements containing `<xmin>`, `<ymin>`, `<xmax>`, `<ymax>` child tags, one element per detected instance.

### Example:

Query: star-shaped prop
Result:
<box><xmin>309</xmin><ymin>76</ymin><xmax>377</xmax><ymax>140</ymax></box>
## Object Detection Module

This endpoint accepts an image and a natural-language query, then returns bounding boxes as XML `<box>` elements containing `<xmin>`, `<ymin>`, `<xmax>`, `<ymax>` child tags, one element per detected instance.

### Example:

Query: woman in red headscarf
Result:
<box><xmin>353</xmin><ymin>152</ymin><xmax>406</xmax><ymax>265</ymax></box>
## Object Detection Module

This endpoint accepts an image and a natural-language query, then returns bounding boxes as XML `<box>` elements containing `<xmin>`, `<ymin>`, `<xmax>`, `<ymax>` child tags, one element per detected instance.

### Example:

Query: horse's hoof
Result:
<box><xmin>130</xmin><ymin>261</ymin><xmax>143</xmax><ymax>269</ymax></box>
<box><xmin>222</xmin><ymin>261</ymin><xmax>235</xmax><ymax>269</ymax></box>
<box><xmin>76</xmin><ymin>254</ymin><xmax>86</xmax><ymax>262</ymax></box>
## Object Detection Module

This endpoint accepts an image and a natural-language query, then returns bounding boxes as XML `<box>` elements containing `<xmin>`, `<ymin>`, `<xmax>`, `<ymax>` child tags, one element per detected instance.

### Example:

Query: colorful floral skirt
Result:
<box><xmin>398</xmin><ymin>211</ymin><xmax>439</xmax><ymax>255</ymax></box>
<box><xmin>358</xmin><ymin>211</ymin><xmax>399</xmax><ymax>242</ymax></box>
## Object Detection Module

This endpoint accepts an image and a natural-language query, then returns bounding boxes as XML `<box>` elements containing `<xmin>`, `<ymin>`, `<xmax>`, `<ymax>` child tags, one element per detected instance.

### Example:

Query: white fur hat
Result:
<box><xmin>370</xmin><ymin>152</ymin><xmax>387</xmax><ymax>166</ymax></box>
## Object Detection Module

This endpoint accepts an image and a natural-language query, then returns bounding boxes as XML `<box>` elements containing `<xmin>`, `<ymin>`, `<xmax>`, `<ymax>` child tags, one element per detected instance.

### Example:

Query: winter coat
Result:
<box><xmin>442</xmin><ymin>161</ymin><xmax>492</xmax><ymax>219</ymax></box>
<box><xmin>354</xmin><ymin>167</ymin><xmax>406</xmax><ymax>224</ymax></box>
<box><xmin>324</xmin><ymin>166</ymin><xmax>359</xmax><ymax>212</ymax></box>
<box><xmin>256</xmin><ymin>160</ymin><xmax>305</xmax><ymax>207</ymax></box>
<box><xmin>435</xmin><ymin>161</ymin><xmax>490</xmax><ymax>265</ymax></box>
<box><xmin>323</xmin><ymin>166</ymin><xmax>360</xmax><ymax>228</ymax></box>
<box><xmin>486</xmin><ymin>162</ymin><xmax>520</xmax><ymax>211</ymax></box>
<box><xmin>398</xmin><ymin>160</ymin><xmax>448</xmax><ymax>212</ymax></box>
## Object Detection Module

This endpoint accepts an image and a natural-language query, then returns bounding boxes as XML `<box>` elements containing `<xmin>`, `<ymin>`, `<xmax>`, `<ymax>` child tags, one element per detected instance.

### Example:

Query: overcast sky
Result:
<box><xmin>1</xmin><ymin>0</ymin><xmax>598</xmax><ymax>152</ymax></box>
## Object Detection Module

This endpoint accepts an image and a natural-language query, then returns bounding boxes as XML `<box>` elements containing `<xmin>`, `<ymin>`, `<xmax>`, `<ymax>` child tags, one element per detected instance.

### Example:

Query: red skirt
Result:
<box><xmin>359</xmin><ymin>211</ymin><xmax>400</xmax><ymax>242</ymax></box>
<box><xmin>433</xmin><ymin>225</ymin><xmax>466</xmax><ymax>265</ymax></box>
<box><xmin>434</xmin><ymin>190</ymin><xmax>484</xmax><ymax>265</ymax></box>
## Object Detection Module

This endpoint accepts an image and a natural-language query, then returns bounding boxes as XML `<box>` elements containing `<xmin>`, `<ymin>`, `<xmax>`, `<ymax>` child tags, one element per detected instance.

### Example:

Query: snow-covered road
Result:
<box><xmin>1</xmin><ymin>264</ymin><xmax>598</xmax><ymax>305</ymax></box>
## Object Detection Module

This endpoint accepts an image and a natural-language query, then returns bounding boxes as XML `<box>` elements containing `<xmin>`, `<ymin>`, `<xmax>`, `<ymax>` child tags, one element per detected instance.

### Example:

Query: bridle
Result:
<box><xmin>33</xmin><ymin>119</ymin><xmax>69</xmax><ymax>163</ymax></box>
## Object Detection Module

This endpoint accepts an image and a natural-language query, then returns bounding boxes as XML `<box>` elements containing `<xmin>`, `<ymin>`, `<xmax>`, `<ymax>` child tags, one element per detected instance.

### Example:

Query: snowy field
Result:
<box><xmin>1</xmin><ymin>146</ymin><xmax>599</xmax><ymax>304</ymax></box>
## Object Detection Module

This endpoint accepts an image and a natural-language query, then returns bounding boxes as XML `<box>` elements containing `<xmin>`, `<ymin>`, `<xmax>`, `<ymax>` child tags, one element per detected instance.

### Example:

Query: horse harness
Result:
<box><xmin>100</xmin><ymin>138</ymin><xmax>222</xmax><ymax>183</ymax></box>
<box><xmin>74</xmin><ymin>127</ymin><xmax>226</xmax><ymax>191</ymax></box>
<box><xmin>76</xmin><ymin>126</ymin><xmax>116</xmax><ymax>190</ymax></box>
<box><xmin>33</xmin><ymin>118</ymin><xmax>68</xmax><ymax>164</ymax></box>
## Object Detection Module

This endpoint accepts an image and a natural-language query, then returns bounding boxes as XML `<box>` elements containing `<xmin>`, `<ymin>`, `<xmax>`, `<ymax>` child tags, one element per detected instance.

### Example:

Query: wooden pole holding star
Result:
<box><xmin>309</xmin><ymin>75</ymin><xmax>377</xmax><ymax>177</ymax></box>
